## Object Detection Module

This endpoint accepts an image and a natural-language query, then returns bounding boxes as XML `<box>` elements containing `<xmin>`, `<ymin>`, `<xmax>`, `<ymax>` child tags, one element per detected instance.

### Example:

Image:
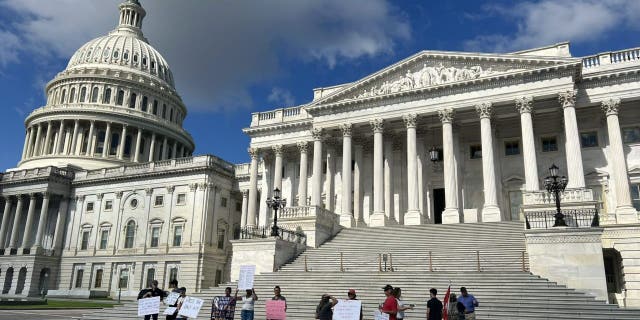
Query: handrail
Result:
<box><xmin>524</xmin><ymin>209</ymin><xmax>599</xmax><ymax>229</ymax></box>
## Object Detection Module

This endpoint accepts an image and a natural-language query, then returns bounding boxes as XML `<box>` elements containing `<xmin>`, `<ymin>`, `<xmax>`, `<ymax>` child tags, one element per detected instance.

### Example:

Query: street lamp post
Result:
<box><xmin>266</xmin><ymin>188</ymin><xmax>287</xmax><ymax>237</ymax></box>
<box><xmin>543</xmin><ymin>164</ymin><xmax>569</xmax><ymax>227</ymax></box>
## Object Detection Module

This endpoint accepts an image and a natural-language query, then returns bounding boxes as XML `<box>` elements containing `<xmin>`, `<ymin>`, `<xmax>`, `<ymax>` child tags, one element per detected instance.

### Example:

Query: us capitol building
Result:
<box><xmin>1</xmin><ymin>0</ymin><xmax>639</xmax><ymax>307</ymax></box>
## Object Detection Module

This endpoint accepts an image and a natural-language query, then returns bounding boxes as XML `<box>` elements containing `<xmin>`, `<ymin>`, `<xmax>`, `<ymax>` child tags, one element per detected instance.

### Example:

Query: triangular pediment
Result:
<box><xmin>311</xmin><ymin>50</ymin><xmax>580</xmax><ymax>106</ymax></box>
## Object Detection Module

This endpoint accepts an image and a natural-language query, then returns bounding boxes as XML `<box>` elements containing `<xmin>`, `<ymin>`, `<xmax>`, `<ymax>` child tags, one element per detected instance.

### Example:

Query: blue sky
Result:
<box><xmin>0</xmin><ymin>0</ymin><xmax>638</xmax><ymax>170</ymax></box>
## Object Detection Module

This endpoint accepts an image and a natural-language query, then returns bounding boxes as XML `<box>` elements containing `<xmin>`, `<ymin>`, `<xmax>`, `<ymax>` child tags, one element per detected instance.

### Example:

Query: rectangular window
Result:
<box><xmin>86</xmin><ymin>202</ymin><xmax>94</xmax><ymax>212</ymax></box>
<box><xmin>176</xmin><ymin>193</ymin><xmax>186</xmax><ymax>205</ymax></box>
<box><xmin>215</xmin><ymin>269</ymin><xmax>222</xmax><ymax>287</ymax></box>
<box><xmin>150</xmin><ymin>227</ymin><xmax>160</xmax><ymax>248</ymax></box>
<box><xmin>220</xmin><ymin>197</ymin><xmax>228</xmax><ymax>208</ymax></box>
<box><xmin>75</xmin><ymin>269</ymin><xmax>84</xmax><ymax>288</ymax></box>
<box><xmin>470</xmin><ymin>145</ymin><xmax>482</xmax><ymax>159</ymax></box>
<box><xmin>169</xmin><ymin>268</ymin><xmax>178</xmax><ymax>283</ymax></box>
<box><xmin>504</xmin><ymin>141</ymin><xmax>520</xmax><ymax>156</ymax></box>
<box><xmin>235</xmin><ymin>202</ymin><xmax>242</xmax><ymax>212</ymax></box>
<box><xmin>623</xmin><ymin>127</ymin><xmax>640</xmax><ymax>143</ymax></box>
<box><xmin>173</xmin><ymin>226</ymin><xmax>183</xmax><ymax>247</ymax></box>
<box><xmin>541</xmin><ymin>137</ymin><xmax>558</xmax><ymax>152</ymax></box>
<box><xmin>217</xmin><ymin>229</ymin><xmax>225</xmax><ymax>250</ymax></box>
<box><xmin>154</xmin><ymin>195</ymin><xmax>164</xmax><ymax>206</ymax></box>
<box><xmin>146</xmin><ymin>268</ymin><xmax>156</xmax><ymax>288</ymax></box>
<box><xmin>580</xmin><ymin>131</ymin><xmax>598</xmax><ymax>148</ymax></box>
<box><xmin>118</xmin><ymin>269</ymin><xmax>129</xmax><ymax>289</ymax></box>
<box><xmin>81</xmin><ymin>231</ymin><xmax>90</xmax><ymax>250</ymax></box>
<box><xmin>99</xmin><ymin>230</ymin><xmax>108</xmax><ymax>250</ymax></box>
<box><xmin>104</xmin><ymin>200</ymin><xmax>113</xmax><ymax>211</ymax></box>
<box><xmin>94</xmin><ymin>269</ymin><xmax>103</xmax><ymax>288</ymax></box>
<box><xmin>632</xmin><ymin>184</ymin><xmax>640</xmax><ymax>211</ymax></box>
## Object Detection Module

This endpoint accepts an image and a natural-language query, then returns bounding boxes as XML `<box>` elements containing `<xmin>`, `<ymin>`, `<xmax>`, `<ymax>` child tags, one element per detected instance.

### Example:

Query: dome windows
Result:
<box><xmin>133</xmin><ymin>54</ymin><xmax>139</xmax><ymax>64</ymax></box>
<box><xmin>61</xmin><ymin>89</ymin><xmax>67</xmax><ymax>104</ymax></box>
<box><xmin>103</xmin><ymin>88</ymin><xmax>112</xmax><ymax>104</ymax></box>
<box><xmin>86</xmin><ymin>48</ymin><xmax>93</xmax><ymax>62</ymax></box>
<box><xmin>116</xmin><ymin>90</ymin><xmax>125</xmax><ymax>106</ymax></box>
<box><xmin>103</xmin><ymin>48</ymin><xmax>110</xmax><ymax>57</ymax></box>
<box><xmin>91</xmin><ymin>87</ymin><xmax>99</xmax><ymax>103</ymax></box>
<box><xmin>113</xmin><ymin>50</ymin><xmax>120</xmax><ymax>59</ymax></box>
<box><xmin>152</xmin><ymin>100</ymin><xmax>158</xmax><ymax>115</ymax></box>
<box><xmin>129</xmin><ymin>93</ymin><xmax>137</xmax><ymax>108</ymax></box>
<box><xmin>80</xmin><ymin>87</ymin><xmax>87</xmax><ymax>102</ymax></box>
<box><xmin>123</xmin><ymin>50</ymin><xmax>130</xmax><ymax>61</ymax></box>
<box><xmin>70</xmin><ymin>87</ymin><xmax>76</xmax><ymax>103</ymax></box>
<box><xmin>141</xmin><ymin>96</ymin><xmax>148</xmax><ymax>112</ymax></box>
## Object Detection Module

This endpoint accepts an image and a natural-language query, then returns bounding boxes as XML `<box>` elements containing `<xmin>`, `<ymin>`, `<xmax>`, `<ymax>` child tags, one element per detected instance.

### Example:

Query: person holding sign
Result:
<box><xmin>346</xmin><ymin>289</ymin><xmax>363</xmax><ymax>320</ymax></box>
<box><xmin>271</xmin><ymin>286</ymin><xmax>287</xmax><ymax>311</ymax></box>
<box><xmin>139</xmin><ymin>280</ymin><xmax>166</xmax><ymax>320</ymax></box>
<box><xmin>379</xmin><ymin>285</ymin><xmax>398</xmax><ymax>320</ymax></box>
<box><xmin>235</xmin><ymin>288</ymin><xmax>258</xmax><ymax>320</ymax></box>
<box><xmin>315</xmin><ymin>294</ymin><xmax>337</xmax><ymax>320</ymax></box>
<box><xmin>175</xmin><ymin>287</ymin><xmax>188</xmax><ymax>320</ymax></box>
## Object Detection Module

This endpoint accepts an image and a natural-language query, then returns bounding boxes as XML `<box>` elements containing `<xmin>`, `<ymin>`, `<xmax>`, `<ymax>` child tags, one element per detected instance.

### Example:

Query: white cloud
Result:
<box><xmin>463</xmin><ymin>0</ymin><xmax>640</xmax><ymax>53</ymax></box>
<box><xmin>267</xmin><ymin>87</ymin><xmax>296</xmax><ymax>107</ymax></box>
<box><xmin>0</xmin><ymin>0</ymin><xmax>410</xmax><ymax>112</ymax></box>
<box><xmin>0</xmin><ymin>31</ymin><xmax>20</xmax><ymax>66</ymax></box>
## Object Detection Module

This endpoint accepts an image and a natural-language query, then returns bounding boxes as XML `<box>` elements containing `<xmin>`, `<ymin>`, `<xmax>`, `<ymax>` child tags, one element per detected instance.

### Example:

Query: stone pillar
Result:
<box><xmin>558</xmin><ymin>90</ymin><xmax>586</xmax><ymax>189</ymax></box>
<box><xmin>383</xmin><ymin>137</ymin><xmax>394</xmax><ymax>223</ymax></box>
<box><xmin>369</xmin><ymin>118</ymin><xmax>387</xmax><ymax>226</ymax></box>
<box><xmin>102</xmin><ymin>122</ymin><xmax>112</xmax><ymax>157</ymax></box>
<box><xmin>475</xmin><ymin>103</ymin><xmax>501</xmax><ymax>222</ymax></box>
<box><xmin>148</xmin><ymin>133</ymin><xmax>156</xmax><ymax>162</ymax></box>
<box><xmin>86</xmin><ymin>120</ymin><xmax>95</xmax><ymax>156</ymax></box>
<box><xmin>272</xmin><ymin>145</ymin><xmax>284</xmax><ymax>191</ymax></box>
<box><xmin>326</xmin><ymin>146</ymin><xmax>335</xmax><ymax>212</ymax></box>
<box><xmin>33</xmin><ymin>193</ymin><xmax>51</xmax><ymax>250</ymax></box>
<box><xmin>516</xmin><ymin>97</ymin><xmax>540</xmax><ymax>191</ymax></box>
<box><xmin>403</xmin><ymin>113</ymin><xmax>421</xmax><ymax>225</ymax></box>
<box><xmin>134</xmin><ymin>128</ymin><xmax>143</xmax><ymax>162</ymax></box>
<box><xmin>0</xmin><ymin>197</ymin><xmax>13</xmax><ymax>249</ymax></box>
<box><xmin>601</xmin><ymin>98</ymin><xmax>638</xmax><ymax>223</ymax></box>
<box><xmin>70</xmin><ymin>119</ymin><xmax>80</xmax><ymax>155</ymax></box>
<box><xmin>117</xmin><ymin>125</ymin><xmax>127</xmax><ymax>160</ymax></box>
<box><xmin>247</xmin><ymin>148</ymin><xmax>260</xmax><ymax>227</ymax></box>
<box><xmin>56</xmin><ymin>120</ymin><xmax>66</xmax><ymax>154</ymax></box>
<box><xmin>33</xmin><ymin>124</ymin><xmax>43</xmax><ymax>156</ymax></box>
<box><xmin>172</xmin><ymin>141</ymin><xmax>178</xmax><ymax>159</ymax></box>
<box><xmin>311</xmin><ymin>128</ymin><xmax>324</xmax><ymax>207</ymax></box>
<box><xmin>162</xmin><ymin>136</ymin><xmax>168</xmax><ymax>160</ymax></box>
<box><xmin>439</xmin><ymin>109</ymin><xmax>460</xmax><ymax>223</ymax></box>
<box><xmin>53</xmin><ymin>197</ymin><xmax>70</xmax><ymax>252</ymax></box>
<box><xmin>353</xmin><ymin>143</ymin><xmax>363</xmax><ymax>225</ymax></box>
<box><xmin>21</xmin><ymin>127</ymin><xmax>31</xmax><ymax>160</ymax></box>
<box><xmin>240</xmin><ymin>190</ymin><xmax>249</xmax><ymax>227</ymax></box>
<box><xmin>297</xmin><ymin>142</ymin><xmax>309</xmax><ymax>206</ymax></box>
<box><xmin>27</xmin><ymin>125</ymin><xmax>37</xmax><ymax>157</ymax></box>
<box><xmin>20</xmin><ymin>194</ymin><xmax>38</xmax><ymax>250</ymax></box>
<box><xmin>340</xmin><ymin>123</ymin><xmax>355</xmax><ymax>227</ymax></box>
<box><xmin>42</xmin><ymin>121</ymin><xmax>53</xmax><ymax>156</ymax></box>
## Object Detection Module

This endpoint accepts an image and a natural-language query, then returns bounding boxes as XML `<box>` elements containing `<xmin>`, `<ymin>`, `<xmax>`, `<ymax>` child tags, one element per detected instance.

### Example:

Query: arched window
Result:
<box><xmin>69</xmin><ymin>88</ymin><xmax>76</xmax><ymax>103</ymax></box>
<box><xmin>80</xmin><ymin>87</ymin><xmax>87</xmax><ymax>102</ymax></box>
<box><xmin>91</xmin><ymin>87</ymin><xmax>99</xmax><ymax>103</ymax></box>
<box><xmin>162</xmin><ymin>104</ymin><xmax>166</xmax><ymax>119</ymax></box>
<box><xmin>129</xmin><ymin>93</ymin><xmax>137</xmax><ymax>109</ymax></box>
<box><xmin>103</xmin><ymin>88</ymin><xmax>112</xmax><ymax>104</ymax></box>
<box><xmin>170</xmin><ymin>109</ymin><xmax>174</xmax><ymax>122</ymax></box>
<box><xmin>141</xmin><ymin>96</ymin><xmax>148</xmax><ymax>112</ymax></box>
<box><xmin>60</xmin><ymin>89</ymin><xmax>66</xmax><ymax>104</ymax></box>
<box><xmin>152</xmin><ymin>100</ymin><xmax>158</xmax><ymax>115</ymax></box>
<box><xmin>124</xmin><ymin>221</ymin><xmax>135</xmax><ymax>248</ymax></box>
<box><xmin>116</xmin><ymin>90</ymin><xmax>125</xmax><ymax>106</ymax></box>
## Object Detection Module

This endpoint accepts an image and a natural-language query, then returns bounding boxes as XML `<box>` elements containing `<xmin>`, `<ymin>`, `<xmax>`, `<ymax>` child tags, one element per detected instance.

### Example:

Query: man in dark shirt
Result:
<box><xmin>139</xmin><ymin>280</ymin><xmax>165</xmax><ymax>320</ymax></box>
<box><xmin>315</xmin><ymin>294</ymin><xmax>337</xmax><ymax>320</ymax></box>
<box><xmin>426</xmin><ymin>288</ymin><xmax>443</xmax><ymax>320</ymax></box>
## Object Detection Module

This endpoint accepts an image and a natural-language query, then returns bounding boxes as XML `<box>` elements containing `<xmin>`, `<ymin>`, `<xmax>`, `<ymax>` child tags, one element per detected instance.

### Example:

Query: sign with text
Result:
<box><xmin>211</xmin><ymin>296</ymin><xmax>237</xmax><ymax>320</ymax></box>
<box><xmin>333</xmin><ymin>299</ymin><xmax>362</xmax><ymax>320</ymax></box>
<box><xmin>163</xmin><ymin>306</ymin><xmax>177</xmax><ymax>315</ymax></box>
<box><xmin>178</xmin><ymin>296</ymin><xmax>204</xmax><ymax>318</ymax></box>
<box><xmin>374</xmin><ymin>310</ymin><xmax>390</xmax><ymax>320</ymax></box>
<box><xmin>265</xmin><ymin>300</ymin><xmax>287</xmax><ymax>320</ymax></box>
<box><xmin>166</xmin><ymin>292</ymin><xmax>180</xmax><ymax>305</ymax></box>
<box><xmin>238</xmin><ymin>265</ymin><xmax>256</xmax><ymax>290</ymax></box>
<box><xmin>137</xmin><ymin>296</ymin><xmax>160</xmax><ymax>316</ymax></box>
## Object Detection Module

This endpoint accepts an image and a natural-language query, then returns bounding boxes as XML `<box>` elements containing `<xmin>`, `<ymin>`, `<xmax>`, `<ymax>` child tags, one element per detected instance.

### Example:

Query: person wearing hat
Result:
<box><xmin>380</xmin><ymin>284</ymin><xmax>398</xmax><ymax>320</ymax></box>
<box><xmin>346</xmin><ymin>289</ymin><xmax>363</xmax><ymax>320</ymax></box>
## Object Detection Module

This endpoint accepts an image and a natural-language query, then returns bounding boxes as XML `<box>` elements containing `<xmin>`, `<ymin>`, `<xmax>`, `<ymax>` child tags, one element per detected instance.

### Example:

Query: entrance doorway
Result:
<box><xmin>433</xmin><ymin>188</ymin><xmax>445</xmax><ymax>224</ymax></box>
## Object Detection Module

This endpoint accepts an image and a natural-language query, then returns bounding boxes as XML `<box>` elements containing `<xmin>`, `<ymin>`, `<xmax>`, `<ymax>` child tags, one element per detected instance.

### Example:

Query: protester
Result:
<box><xmin>457</xmin><ymin>287</ymin><xmax>479</xmax><ymax>320</ymax></box>
<box><xmin>165</xmin><ymin>280</ymin><xmax>180</xmax><ymax>320</ymax></box>
<box><xmin>212</xmin><ymin>287</ymin><xmax>237</xmax><ymax>320</ymax></box>
<box><xmin>392</xmin><ymin>287</ymin><xmax>413</xmax><ymax>320</ymax></box>
<box><xmin>174</xmin><ymin>287</ymin><xmax>188</xmax><ymax>320</ymax></box>
<box><xmin>236</xmin><ymin>288</ymin><xmax>258</xmax><ymax>320</ymax></box>
<box><xmin>446</xmin><ymin>293</ymin><xmax>463</xmax><ymax>320</ymax></box>
<box><xmin>425</xmin><ymin>288</ymin><xmax>442</xmax><ymax>320</ymax></box>
<box><xmin>379</xmin><ymin>284</ymin><xmax>398</xmax><ymax>320</ymax></box>
<box><xmin>315</xmin><ymin>294</ymin><xmax>338</xmax><ymax>320</ymax></box>
<box><xmin>346</xmin><ymin>289</ymin><xmax>363</xmax><ymax>320</ymax></box>
<box><xmin>272</xmin><ymin>285</ymin><xmax>287</xmax><ymax>311</ymax></box>
<box><xmin>138</xmin><ymin>280</ymin><xmax>165</xmax><ymax>320</ymax></box>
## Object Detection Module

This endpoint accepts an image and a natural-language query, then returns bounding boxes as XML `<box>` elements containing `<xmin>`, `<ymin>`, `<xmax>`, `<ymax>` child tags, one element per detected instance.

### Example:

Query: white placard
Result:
<box><xmin>333</xmin><ymin>299</ymin><xmax>361</xmax><ymax>320</ymax></box>
<box><xmin>138</xmin><ymin>296</ymin><xmax>160</xmax><ymax>316</ymax></box>
<box><xmin>166</xmin><ymin>292</ymin><xmax>180</xmax><ymax>305</ymax></box>
<box><xmin>178</xmin><ymin>296</ymin><xmax>204</xmax><ymax>318</ymax></box>
<box><xmin>163</xmin><ymin>306</ymin><xmax>177</xmax><ymax>315</ymax></box>
<box><xmin>374</xmin><ymin>310</ymin><xmax>390</xmax><ymax>320</ymax></box>
<box><xmin>238</xmin><ymin>265</ymin><xmax>256</xmax><ymax>290</ymax></box>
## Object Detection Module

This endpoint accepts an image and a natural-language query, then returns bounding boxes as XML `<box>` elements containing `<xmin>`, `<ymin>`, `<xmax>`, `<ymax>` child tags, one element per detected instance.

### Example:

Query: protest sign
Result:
<box><xmin>137</xmin><ymin>296</ymin><xmax>160</xmax><ymax>316</ymax></box>
<box><xmin>165</xmin><ymin>292</ymin><xmax>180</xmax><ymax>305</ymax></box>
<box><xmin>163</xmin><ymin>307</ymin><xmax>177</xmax><ymax>315</ymax></box>
<box><xmin>333</xmin><ymin>299</ymin><xmax>362</xmax><ymax>320</ymax></box>
<box><xmin>238</xmin><ymin>265</ymin><xmax>256</xmax><ymax>290</ymax></box>
<box><xmin>265</xmin><ymin>300</ymin><xmax>287</xmax><ymax>320</ymax></box>
<box><xmin>211</xmin><ymin>296</ymin><xmax>237</xmax><ymax>320</ymax></box>
<box><xmin>374</xmin><ymin>310</ymin><xmax>390</xmax><ymax>320</ymax></box>
<box><xmin>178</xmin><ymin>296</ymin><xmax>204</xmax><ymax>318</ymax></box>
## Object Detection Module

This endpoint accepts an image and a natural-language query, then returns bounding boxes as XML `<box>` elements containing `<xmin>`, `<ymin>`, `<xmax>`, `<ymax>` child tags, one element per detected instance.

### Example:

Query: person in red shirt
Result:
<box><xmin>380</xmin><ymin>284</ymin><xmax>398</xmax><ymax>320</ymax></box>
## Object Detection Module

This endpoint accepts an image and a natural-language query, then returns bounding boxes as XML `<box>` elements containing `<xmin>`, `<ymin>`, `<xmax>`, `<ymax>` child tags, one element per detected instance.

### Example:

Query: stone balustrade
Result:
<box><xmin>582</xmin><ymin>47</ymin><xmax>640</xmax><ymax>69</ymax></box>
<box><xmin>523</xmin><ymin>188</ymin><xmax>595</xmax><ymax>206</ymax></box>
<box><xmin>278</xmin><ymin>206</ymin><xmax>340</xmax><ymax>248</ymax></box>
<box><xmin>0</xmin><ymin>166</ymin><xmax>75</xmax><ymax>182</ymax></box>
<box><xmin>250</xmin><ymin>106</ymin><xmax>309</xmax><ymax>127</ymax></box>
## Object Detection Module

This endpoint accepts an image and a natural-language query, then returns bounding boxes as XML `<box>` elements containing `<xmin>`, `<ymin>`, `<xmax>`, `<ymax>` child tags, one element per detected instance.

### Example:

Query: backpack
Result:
<box><xmin>137</xmin><ymin>288</ymin><xmax>150</xmax><ymax>300</ymax></box>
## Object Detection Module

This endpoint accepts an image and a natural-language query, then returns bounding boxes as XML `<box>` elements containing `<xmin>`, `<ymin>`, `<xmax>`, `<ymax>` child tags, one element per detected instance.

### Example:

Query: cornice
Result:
<box><xmin>242</xmin><ymin>119</ymin><xmax>313</xmax><ymax>135</ymax></box>
<box><xmin>72</xmin><ymin>165</ymin><xmax>234</xmax><ymax>187</ymax></box>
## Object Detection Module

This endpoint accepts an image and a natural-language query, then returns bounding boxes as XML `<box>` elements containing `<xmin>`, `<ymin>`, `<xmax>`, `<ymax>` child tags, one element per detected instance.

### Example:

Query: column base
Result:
<box><xmin>369</xmin><ymin>212</ymin><xmax>388</xmax><ymax>227</ymax></box>
<box><xmin>404</xmin><ymin>210</ymin><xmax>423</xmax><ymax>225</ymax></box>
<box><xmin>442</xmin><ymin>208</ymin><xmax>460</xmax><ymax>224</ymax></box>
<box><xmin>339</xmin><ymin>214</ymin><xmax>356</xmax><ymax>228</ymax></box>
<box><xmin>615</xmin><ymin>206</ymin><xmax>639</xmax><ymax>224</ymax></box>
<box><xmin>482</xmin><ymin>205</ymin><xmax>502</xmax><ymax>222</ymax></box>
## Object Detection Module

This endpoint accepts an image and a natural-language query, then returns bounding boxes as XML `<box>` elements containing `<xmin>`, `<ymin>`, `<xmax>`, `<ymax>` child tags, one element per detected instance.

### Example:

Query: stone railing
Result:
<box><xmin>582</xmin><ymin>47</ymin><xmax>640</xmax><ymax>69</ymax></box>
<box><xmin>278</xmin><ymin>206</ymin><xmax>341</xmax><ymax>248</ymax></box>
<box><xmin>250</xmin><ymin>106</ymin><xmax>310</xmax><ymax>127</ymax></box>
<box><xmin>523</xmin><ymin>188</ymin><xmax>594</xmax><ymax>206</ymax></box>
<box><xmin>1</xmin><ymin>166</ymin><xmax>75</xmax><ymax>182</ymax></box>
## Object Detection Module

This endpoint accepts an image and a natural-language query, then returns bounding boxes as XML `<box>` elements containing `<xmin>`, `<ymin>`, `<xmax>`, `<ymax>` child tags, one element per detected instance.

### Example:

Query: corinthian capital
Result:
<box><xmin>311</xmin><ymin>128</ymin><xmax>323</xmax><ymax>141</ymax></box>
<box><xmin>296</xmin><ymin>141</ymin><xmax>309</xmax><ymax>153</ymax></box>
<box><xmin>403</xmin><ymin>113</ymin><xmax>417</xmax><ymax>129</ymax></box>
<box><xmin>369</xmin><ymin>118</ymin><xmax>384</xmax><ymax>133</ymax></box>
<box><xmin>558</xmin><ymin>90</ymin><xmax>577</xmax><ymax>108</ymax></box>
<box><xmin>601</xmin><ymin>98</ymin><xmax>621</xmax><ymax>116</ymax></box>
<box><xmin>248</xmin><ymin>147</ymin><xmax>259</xmax><ymax>160</ymax></box>
<box><xmin>272</xmin><ymin>144</ymin><xmax>284</xmax><ymax>156</ymax></box>
<box><xmin>340</xmin><ymin>123</ymin><xmax>352</xmax><ymax>137</ymax></box>
<box><xmin>438</xmin><ymin>108</ymin><xmax>454</xmax><ymax>124</ymax></box>
<box><xmin>515</xmin><ymin>96</ymin><xmax>534</xmax><ymax>114</ymax></box>
<box><xmin>475</xmin><ymin>102</ymin><xmax>493</xmax><ymax>119</ymax></box>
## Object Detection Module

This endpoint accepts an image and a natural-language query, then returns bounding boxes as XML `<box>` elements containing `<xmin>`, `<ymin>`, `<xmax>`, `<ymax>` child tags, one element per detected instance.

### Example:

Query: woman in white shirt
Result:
<box><xmin>235</xmin><ymin>288</ymin><xmax>258</xmax><ymax>320</ymax></box>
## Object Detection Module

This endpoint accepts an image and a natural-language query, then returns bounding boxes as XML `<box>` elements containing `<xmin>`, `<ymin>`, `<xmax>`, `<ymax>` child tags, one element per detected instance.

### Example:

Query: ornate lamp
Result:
<box><xmin>429</xmin><ymin>146</ymin><xmax>440</xmax><ymax>163</ymax></box>
<box><xmin>266</xmin><ymin>188</ymin><xmax>287</xmax><ymax>237</ymax></box>
<box><xmin>543</xmin><ymin>164</ymin><xmax>568</xmax><ymax>227</ymax></box>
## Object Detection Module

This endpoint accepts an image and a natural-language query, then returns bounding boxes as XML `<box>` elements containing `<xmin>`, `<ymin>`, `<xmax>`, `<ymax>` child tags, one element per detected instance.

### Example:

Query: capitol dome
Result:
<box><xmin>19</xmin><ymin>0</ymin><xmax>195</xmax><ymax>170</ymax></box>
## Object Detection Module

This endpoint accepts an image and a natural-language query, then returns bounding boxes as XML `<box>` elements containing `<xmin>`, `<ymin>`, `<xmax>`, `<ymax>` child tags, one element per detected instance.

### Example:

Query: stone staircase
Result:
<box><xmin>76</xmin><ymin>221</ymin><xmax>640</xmax><ymax>319</ymax></box>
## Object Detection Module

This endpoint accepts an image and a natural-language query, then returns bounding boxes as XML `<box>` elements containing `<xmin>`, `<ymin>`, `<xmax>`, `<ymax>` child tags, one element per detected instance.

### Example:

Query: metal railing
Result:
<box><xmin>524</xmin><ymin>209</ymin><xmax>599</xmax><ymax>229</ymax></box>
<box><xmin>234</xmin><ymin>226</ymin><xmax>307</xmax><ymax>246</ymax></box>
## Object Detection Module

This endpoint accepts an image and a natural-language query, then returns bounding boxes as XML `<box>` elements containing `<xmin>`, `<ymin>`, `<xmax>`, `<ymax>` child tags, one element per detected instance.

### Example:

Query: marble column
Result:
<box><xmin>27</xmin><ymin>125</ymin><xmax>37</xmax><ymax>157</ymax></box>
<box><xmin>404</xmin><ymin>113</ymin><xmax>422</xmax><ymax>225</ymax></box>
<box><xmin>354</xmin><ymin>143</ymin><xmax>363</xmax><ymax>225</ymax></box>
<box><xmin>439</xmin><ymin>109</ymin><xmax>460</xmax><ymax>223</ymax></box>
<box><xmin>116</xmin><ymin>125</ymin><xmax>127</xmax><ymax>160</ymax></box>
<box><xmin>21</xmin><ymin>127</ymin><xmax>31</xmax><ymax>160</ymax></box>
<box><xmin>162</xmin><ymin>136</ymin><xmax>168</xmax><ymax>160</ymax></box>
<box><xmin>558</xmin><ymin>90</ymin><xmax>586</xmax><ymax>189</ymax></box>
<box><xmin>340</xmin><ymin>123</ymin><xmax>355</xmax><ymax>227</ymax></box>
<box><xmin>272</xmin><ymin>145</ymin><xmax>284</xmax><ymax>191</ymax></box>
<box><xmin>311</xmin><ymin>128</ymin><xmax>324</xmax><ymax>207</ymax></box>
<box><xmin>240</xmin><ymin>190</ymin><xmax>249</xmax><ymax>227</ymax></box>
<box><xmin>602</xmin><ymin>98</ymin><xmax>639</xmax><ymax>223</ymax></box>
<box><xmin>42</xmin><ymin>121</ymin><xmax>53</xmax><ymax>156</ymax></box>
<box><xmin>9</xmin><ymin>195</ymin><xmax>30</xmax><ymax>250</ymax></box>
<box><xmin>148</xmin><ymin>133</ymin><xmax>156</xmax><ymax>162</ymax></box>
<box><xmin>516</xmin><ymin>97</ymin><xmax>540</xmax><ymax>191</ymax></box>
<box><xmin>172</xmin><ymin>141</ymin><xmax>178</xmax><ymax>159</ymax></box>
<box><xmin>86</xmin><ymin>120</ymin><xmax>95</xmax><ymax>156</ymax></box>
<box><xmin>0</xmin><ymin>197</ymin><xmax>13</xmax><ymax>248</ymax></box>
<box><xmin>56</xmin><ymin>120</ymin><xmax>66</xmax><ymax>154</ymax></box>
<box><xmin>53</xmin><ymin>197</ymin><xmax>69</xmax><ymax>251</ymax></box>
<box><xmin>369</xmin><ymin>118</ymin><xmax>387</xmax><ymax>226</ymax></box>
<box><xmin>246</xmin><ymin>148</ymin><xmax>259</xmax><ymax>227</ymax></box>
<box><xmin>326</xmin><ymin>146</ymin><xmax>335</xmax><ymax>212</ymax></box>
<box><xmin>33</xmin><ymin>193</ymin><xmax>51</xmax><ymax>250</ymax></box>
<box><xmin>475</xmin><ymin>103</ymin><xmax>501</xmax><ymax>222</ymax></box>
<box><xmin>134</xmin><ymin>128</ymin><xmax>143</xmax><ymax>162</ymax></box>
<box><xmin>33</xmin><ymin>124</ymin><xmax>43</xmax><ymax>157</ymax></box>
<box><xmin>102</xmin><ymin>122</ymin><xmax>112</xmax><ymax>157</ymax></box>
<box><xmin>21</xmin><ymin>194</ymin><xmax>38</xmax><ymax>250</ymax></box>
<box><xmin>70</xmin><ymin>120</ymin><xmax>80</xmax><ymax>155</ymax></box>
<box><xmin>384</xmin><ymin>137</ymin><xmax>394</xmax><ymax>223</ymax></box>
<box><xmin>297</xmin><ymin>142</ymin><xmax>309</xmax><ymax>206</ymax></box>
